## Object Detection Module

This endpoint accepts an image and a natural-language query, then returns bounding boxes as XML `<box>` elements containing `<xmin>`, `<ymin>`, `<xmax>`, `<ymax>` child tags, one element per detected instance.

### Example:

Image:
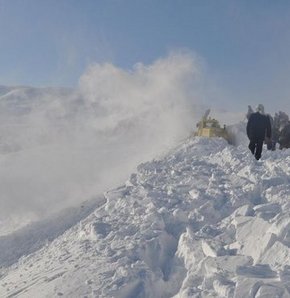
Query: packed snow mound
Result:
<box><xmin>2</xmin><ymin>137</ymin><xmax>290</xmax><ymax>297</ymax></box>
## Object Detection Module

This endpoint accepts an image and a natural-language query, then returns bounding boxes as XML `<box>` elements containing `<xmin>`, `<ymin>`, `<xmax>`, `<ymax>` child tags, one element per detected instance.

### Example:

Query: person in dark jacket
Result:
<box><xmin>246</xmin><ymin>104</ymin><xmax>272</xmax><ymax>160</ymax></box>
<box><xmin>279</xmin><ymin>122</ymin><xmax>290</xmax><ymax>149</ymax></box>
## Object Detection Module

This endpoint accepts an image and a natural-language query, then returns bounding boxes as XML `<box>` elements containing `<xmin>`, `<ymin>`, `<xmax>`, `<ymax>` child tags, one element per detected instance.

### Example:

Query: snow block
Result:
<box><xmin>253</xmin><ymin>203</ymin><xmax>281</xmax><ymax>220</ymax></box>
<box><xmin>201</xmin><ymin>239</ymin><xmax>226</xmax><ymax>258</ymax></box>
<box><xmin>269</xmin><ymin>214</ymin><xmax>290</xmax><ymax>240</ymax></box>
<box><xmin>232</xmin><ymin>216</ymin><xmax>253</xmax><ymax>228</ymax></box>
<box><xmin>255</xmin><ymin>284</ymin><xmax>285</xmax><ymax>298</ymax></box>
<box><xmin>278</xmin><ymin>265</ymin><xmax>290</xmax><ymax>280</ymax></box>
<box><xmin>176</xmin><ymin>229</ymin><xmax>204</xmax><ymax>273</ymax></box>
<box><xmin>236</xmin><ymin>264</ymin><xmax>277</xmax><ymax>279</ymax></box>
<box><xmin>189</xmin><ymin>189</ymin><xmax>200</xmax><ymax>200</ymax></box>
<box><xmin>260</xmin><ymin>241</ymin><xmax>290</xmax><ymax>269</ymax></box>
<box><xmin>253</xmin><ymin>202</ymin><xmax>281</xmax><ymax>214</ymax></box>
<box><xmin>203</xmin><ymin>255</ymin><xmax>253</xmax><ymax>276</ymax></box>
<box><xmin>233</xmin><ymin>204</ymin><xmax>254</xmax><ymax>217</ymax></box>
<box><xmin>234</xmin><ymin>278</ymin><xmax>263</xmax><ymax>298</ymax></box>
<box><xmin>213</xmin><ymin>278</ymin><xmax>235</xmax><ymax>297</ymax></box>
<box><xmin>234</xmin><ymin>217</ymin><xmax>275</xmax><ymax>262</ymax></box>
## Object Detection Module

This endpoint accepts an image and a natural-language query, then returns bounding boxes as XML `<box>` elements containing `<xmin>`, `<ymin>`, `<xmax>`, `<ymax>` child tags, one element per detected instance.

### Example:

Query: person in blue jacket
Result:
<box><xmin>246</xmin><ymin>104</ymin><xmax>272</xmax><ymax>160</ymax></box>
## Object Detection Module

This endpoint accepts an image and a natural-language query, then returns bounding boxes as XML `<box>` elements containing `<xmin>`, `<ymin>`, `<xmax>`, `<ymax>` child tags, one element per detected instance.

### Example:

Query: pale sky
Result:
<box><xmin>1</xmin><ymin>1</ymin><xmax>290</xmax><ymax>112</ymax></box>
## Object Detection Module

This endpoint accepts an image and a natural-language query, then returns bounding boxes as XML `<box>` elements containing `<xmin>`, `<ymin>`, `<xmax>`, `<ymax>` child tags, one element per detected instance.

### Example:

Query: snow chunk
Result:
<box><xmin>253</xmin><ymin>203</ymin><xmax>281</xmax><ymax>220</ymax></box>
<box><xmin>260</xmin><ymin>241</ymin><xmax>290</xmax><ymax>269</ymax></box>
<box><xmin>269</xmin><ymin>214</ymin><xmax>290</xmax><ymax>240</ymax></box>
<box><xmin>255</xmin><ymin>284</ymin><xmax>285</xmax><ymax>298</ymax></box>
<box><xmin>201</xmin><ymin>239</ymin><xmax>226</xmax><ymax>257</ymax></box>
<box><xmin>189</xmin><ymin>189</ymin><xmax>200</xmax><ymax>200</ymax></box>
<box><xmin>203</xmin><ymin>255</ymin><xmax>253</xmax><ymax>276</ymax></box>
<box><xmin>213</xmin><ymin>278</ymin><xmax>235</xmax><ymax>297</ymax></box>
<box><xmin>233</xmin><ymin>204</ymin><xmax>254</xmax><ymax>217</ymax></box>
<box><xmin>234</xmin><ymin>278</ymin><xmax>264</xmax><ymax>298</ymax></box>
<box><xmin>234</xmin><ymin>216</ymin><xmax>276</xmax><ymax>262</ymax></box>
<box><xmin>236</xmin><ymin>264</ymin><xmax>277</xmax><ymax>278</ymax></box>
<box><xmin>176</xmin><ymin>229</ymin><xmax>204</xmax><ymax>273</ymax></box>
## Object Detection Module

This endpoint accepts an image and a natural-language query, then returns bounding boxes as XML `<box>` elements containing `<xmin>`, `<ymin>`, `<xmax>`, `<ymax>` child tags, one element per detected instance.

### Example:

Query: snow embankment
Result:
<box><xmin>1</xmin><ymin>137</ymin><xmax>290</xmax><ymax>297</ymax></box>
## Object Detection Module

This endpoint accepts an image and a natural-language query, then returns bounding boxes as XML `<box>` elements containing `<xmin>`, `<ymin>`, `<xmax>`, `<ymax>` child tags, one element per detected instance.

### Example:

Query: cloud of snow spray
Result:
<box><xmin>0</xmin><ymin>52</ymin><xmax>209</xmax><ymax>224</ymax></box>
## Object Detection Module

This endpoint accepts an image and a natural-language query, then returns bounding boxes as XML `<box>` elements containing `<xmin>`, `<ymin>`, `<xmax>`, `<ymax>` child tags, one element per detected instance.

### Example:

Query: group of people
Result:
<box><xmin>246</xmin><ymin>104</ymin><xmax>290</xmax><ymax>160</ymax></box>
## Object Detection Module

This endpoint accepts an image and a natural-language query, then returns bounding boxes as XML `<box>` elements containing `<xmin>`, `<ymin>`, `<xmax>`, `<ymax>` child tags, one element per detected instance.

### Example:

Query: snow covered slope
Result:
<box><xmin>2</xmin><ymin>137</ymin><xmax>290</xmax><ymax>297</ymax></box>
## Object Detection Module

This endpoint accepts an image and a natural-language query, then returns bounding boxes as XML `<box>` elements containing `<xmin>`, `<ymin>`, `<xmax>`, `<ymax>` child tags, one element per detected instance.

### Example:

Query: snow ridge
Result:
<box><xmin>2</xmin><ymin>137</ymin><xmax>290</xmax><ymax>297</ymax></box>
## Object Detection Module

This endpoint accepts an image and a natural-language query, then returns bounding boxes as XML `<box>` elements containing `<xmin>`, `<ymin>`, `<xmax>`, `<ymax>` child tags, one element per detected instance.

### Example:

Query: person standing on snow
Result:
<box><xmin>246</xmin><ymin>105</ymin><xmax>254</xmax><ymax>120</ymax></box>
<box><xmin>246</xmin><ymin>104</ymin><xmax>272</xmax><ymax>160</ymax></box>
<box><xmin>279</xmin><ymin>121</ymin><xmax>290</xmax><ymax>149</ymax></box>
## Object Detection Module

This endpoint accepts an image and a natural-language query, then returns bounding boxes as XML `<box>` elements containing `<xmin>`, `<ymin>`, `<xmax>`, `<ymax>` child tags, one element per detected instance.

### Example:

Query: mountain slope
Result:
<box><xmin>1</xmin><ymin>137</ymin><xmax>290</xmax><ymax>297</ymax></box>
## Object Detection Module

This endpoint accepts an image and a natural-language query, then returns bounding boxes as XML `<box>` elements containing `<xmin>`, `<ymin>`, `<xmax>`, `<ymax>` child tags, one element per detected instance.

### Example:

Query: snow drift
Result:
<box><xmin>2</xmin><ymin>137</ymin><xmax>290</xmax><ymax>297</ymax></box>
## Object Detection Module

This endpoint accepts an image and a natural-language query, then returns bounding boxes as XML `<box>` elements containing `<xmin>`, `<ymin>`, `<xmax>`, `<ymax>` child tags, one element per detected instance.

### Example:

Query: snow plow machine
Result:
<box><xmin>194</xmin><ymin>109</ymin><xmax>229</xmax><ymax>142</ymax></box>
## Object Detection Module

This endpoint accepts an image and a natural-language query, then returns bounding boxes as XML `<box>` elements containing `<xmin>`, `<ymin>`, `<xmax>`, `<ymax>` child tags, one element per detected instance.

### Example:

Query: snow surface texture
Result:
<box><xmin>2</xmin><ymin>137</ymin><xmax>290</xmax><ymax>297</ymax></box>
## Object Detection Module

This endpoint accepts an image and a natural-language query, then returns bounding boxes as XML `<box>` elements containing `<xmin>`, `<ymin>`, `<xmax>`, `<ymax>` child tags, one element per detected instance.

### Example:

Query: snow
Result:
<box><xmin>0</xmin><ymin>59</ymin><xmax>202</xmax><ymax>228</ymax></box>
<box><xmin>1</xmin><ymin>135</ymin><xmax>290</xmax><ymax>297</ymax></box>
